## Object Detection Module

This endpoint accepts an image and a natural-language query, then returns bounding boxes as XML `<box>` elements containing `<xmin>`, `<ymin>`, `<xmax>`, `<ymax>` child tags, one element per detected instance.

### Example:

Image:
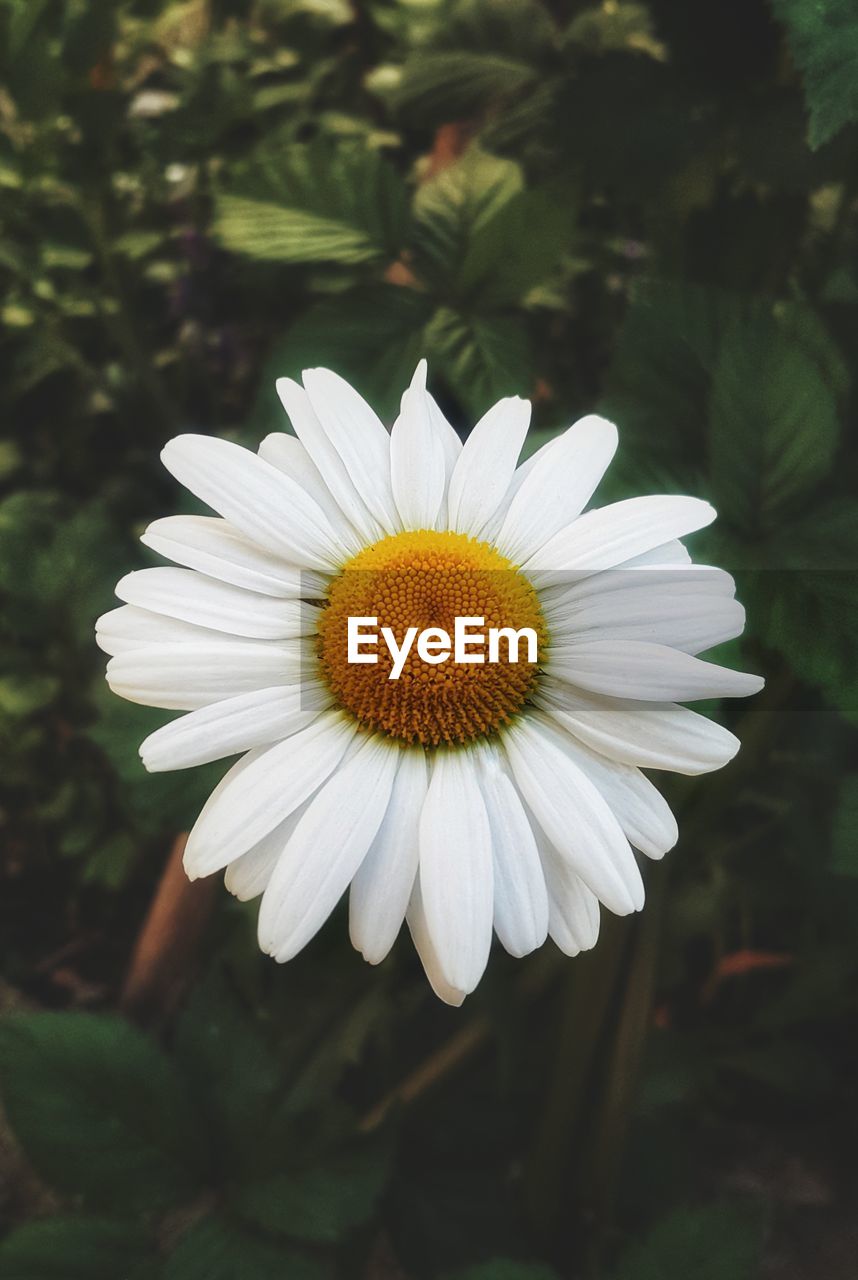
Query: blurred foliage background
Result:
<box><xmin>1</xmin><ymin>0</ymin><xmax>858</xmax><ymax>1277</ymax></box>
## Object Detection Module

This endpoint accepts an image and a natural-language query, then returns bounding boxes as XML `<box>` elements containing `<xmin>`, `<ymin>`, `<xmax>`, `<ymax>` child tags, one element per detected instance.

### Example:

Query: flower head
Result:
<box><xmin>97</xmin><ymin>361</ymin><xmax>763</xmax><ymax>1005</ymax></box>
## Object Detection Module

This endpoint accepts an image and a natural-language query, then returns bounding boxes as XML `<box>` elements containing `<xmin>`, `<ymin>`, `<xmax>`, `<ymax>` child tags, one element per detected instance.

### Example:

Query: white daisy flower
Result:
<box><xmin>96</xmin><ymin>361</ymin><xmax>763</xmax><ymax>1006</ymax></box>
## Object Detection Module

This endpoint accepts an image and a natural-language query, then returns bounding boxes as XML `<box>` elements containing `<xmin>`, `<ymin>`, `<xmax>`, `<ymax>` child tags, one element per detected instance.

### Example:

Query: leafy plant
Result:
<box><xmin>1</xmin><ymin>0</ymin><xmax>857</xmax><ymax>1275</ymax></box>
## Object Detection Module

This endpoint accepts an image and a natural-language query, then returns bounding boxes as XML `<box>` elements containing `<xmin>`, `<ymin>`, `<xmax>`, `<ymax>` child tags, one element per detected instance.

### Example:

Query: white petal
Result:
<box><xmin>161</xmin><ymin>434</ymin><xmax>347</xmax><ymax>570</ymax></box>
<box><xmin>302</xmin><ymin>368</ymin><xmax>400</xmax><ymax>533</ymax></box>
<box><xmin>406</xmin><ymin>881</ymin><xmax>467</xmax><ymax>1007</ymax></box>
<box><xmin>496</xmin><ymin>416</ymin><xmax>619</xmax><ymax>563</ymax></box>
<box><xmin>428</xmin><ymin>393</ymin><xmax>463</xmax><ymax>467</ymax></box>
<box><xmin>223</xmin><ymin>797</ymin><xmax>314</xmax><ymax>901</ymax></box>
<box><xmin>182</xmin><ymin>710</ymin><xmax>355</xmax><ymax>877</ymax></box>
<box><xmin>542</xmin><ymin>564</ymin><xmax>735</xmax><ymax>611</ymax></box>
<box><xmin>258</xmin><ymin>736</ymin><xmax>400</xmax><ymax>961</ymax></box>
<box><xmin>139</xmin><ymin>682</ymin><xmax>331</xmax><ymax>772</ymax></box>
<box><xmin>521</xmin><ymin>794</ymin><xmax>600</xmax><ymax>953</ymax></box>
<box><xmin>525</xmin><ymin>495</ymin><xmax>717</xmax><ymax>581</ymax></box>
<box><xmin>537</xmin><ymin>678</ymin><xmax>740</xmax><ymax>775</ymax></box>
<box><xmin>621</xmin><ymin>539</ymin><xmax>691</xmax><ymax>567</ymax></box>
<box><xmin>426</xmin><ymin>391</ymin><xmax>463</xmax><ymax>530</ymax></box>
<box><xmin>258</xmin><ymin>431</ymin><xmax>363</xmax><ymax>554</ymax></box>
<box><xmin>418</xmin><ymin>750</ymin><xmax>494</xmax><ymax>994</ymax></box>
<box><xmin>275</xmin><ymin>378</ymin><xmax>383</xmax><ymax>545</ymax></box>
<box><xmin>482</xmin><ymin>432</ymin><xmax>563</xmax><ymax>541</ymax></box>
<box><xmin>115</xmin><ymin>567</ymin><xmax>319</xmax><ymax>641</ymax></box>
<box><xmin>544</xmin><ymin>571</ymin><xmax>744</xmax><ymax>655</ymax></box>
<box><xmin>349</xmin><ymin>748</ymin><xmax>428</xmax><ymax>965</ymax></box>
<box><xmin>539</xmin><ymin>839</ymin><xmax>602</xmax><ymax>955</ymax></box>
<box><xmin>477</xmin><ymin>747</ymin><xmax>548</xmax><ymax>958</ymax></box>
<box><xmin>548</xmin><ymin>729</ymin><xmax>678</xmax><ymax>860</ymax></box>
<box><xmin>390</xmin><ymin>360</ymin><xmax>446</xmax><ymax>530</ymax></box>
<box><xmin>106</xmin><ymin>639</ymin><xmax>309</xmax><ymax>710</ymax></box>
<box><xmin>140</xmin><ymin>514</ymin><xmax>325</xmax><ymax>597</ymax></box>
<box><xmin>446</xmin><ymin>396</ymin><xmax>531</xmax><ymax>536</ymax></box>
<box><xmin>503</xmin><ymin>716</ymin><xmax>643</xmax><ymax>916</ymax></box>
<box><xmin>96</xmin><ymin>604</ymin><xmax>229</xmax><ymax>656</ymax></box>
<box><xmin>547</xmin><ymin>640</ymin><xmax>765</xmax><ymax>701</ymax></box>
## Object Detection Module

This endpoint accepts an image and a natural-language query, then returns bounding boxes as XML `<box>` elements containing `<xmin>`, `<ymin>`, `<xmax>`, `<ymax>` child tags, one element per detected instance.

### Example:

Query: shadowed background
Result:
<box><xmin>1</xmin><ymin>1</ymin><xmax>857</xmax><ymax>1278</ymax></box>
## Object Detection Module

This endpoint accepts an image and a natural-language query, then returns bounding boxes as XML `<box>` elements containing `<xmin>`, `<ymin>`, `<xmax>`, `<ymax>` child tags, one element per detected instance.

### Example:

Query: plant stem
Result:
<box><xmin>522</xmin><ymin>665</ymin><xmax>796</xmax><ymax>1259</ymax></box>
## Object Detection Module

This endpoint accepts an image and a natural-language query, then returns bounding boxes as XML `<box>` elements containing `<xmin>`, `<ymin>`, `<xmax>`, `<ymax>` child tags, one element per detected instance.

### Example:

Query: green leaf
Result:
<box><xmin>0</xmin><ymin>1013</ymin><xmax>205</xmax><ymax>1210</ymax></box>
<box><xmin>564</xmin><ymin>3</ymin><xmax>657</xmax><ymax>54</ymax></box>
<box><xmin>85</xmin><ymin>683</ymin><xmax>225</xmax><ymax>838</ymax></box>
<box><xmin>212</xmin><ymin>196</ymin><xmax>380</xmax><ymax>265</ymax></box>
<box><xmin>412</xmin><ymin>149</ymin><xmax>523</xmax><ymax>296</ymax></box>
<box><xmin>709</xmin><ymin>314</ymin><xmax>840</xmax><ymax>533</ymax></box>
<box><xmin>0</xmin><ymin>673</ymin><xmax>60</xmax><ymax>718</ymax></box>
<box><xmin>444</xmin><ymin>1263</ymin><xmax>560</xmax><ymax>1280</ymax></box>
<box><xmin>425</xmin><ymin>307</ymin><xmax>533</xmax><ymax>418</ymax></box>
<box><xmin>233</xmin><ymin>1141</ymin><xmax>391</xmax><ymax>1244</ymax></box>
<box><xmin>601</xmin><ymin>282</ymin><xmax>748</xmax><ymax>464</ymax></box>
<box><xmin>602</xmin><ymin>285</ymin><xmax>846</xmax><ymax>520</ymax></box>
<box><xmin>164</xmin><ymin>1217</ymin><xmax>332</xmax><ymax>1280</ymax></box>
<box><xmin>261</xmin><ymin>285</ymin><xmax>434</xmax><ymax>424</ymax></box>
<box><xmin>0</xmin><ymin>1217</ymin><xmax>153</xmax><ymax>1280</ymax></box>
<box><xmin>213</xmin><ymin>142</ymin><xmax>408</xmax><ymax>266</ymax></box>
<box><xmin>395</xmin><ymin>0</ymin><xmax>554</xmax><ymax>122</ymax></box>
<box><xmin>744</xmin><ymin>498</ymin><xmax>858</xmax><ymax>721</ymax></box>
<box><xmin>772</xmin><ymin>0</ymin><xmax>858</xmax><ymax>148</ymax></box>
<box><xmin>174</xmin><ymin>973</ymin><xmax>281</xmax><ymax>1174</ymax></box>
<box><xmin>396</xmin><ymin>50</ymin><xmax>540</xmax><ymax>121</ymax></box>
<box><xmin>831</xmin><ymin>776</ymin><xmax>858</xmax><ymax>875</ymax></box>
<box><xmin>458</xmin><ymin>186</ymin><xmax>572</xmax><ymax>307</ymax></box>
<box><xmin>612</xmin><ymin>1204</ymin><xmax>764</xmax><ymax>1280</ymax></box>
<box><xmin>553</xmin><ymin>54</ymin><xmax>713</xmax><ymax>199</ymax></box>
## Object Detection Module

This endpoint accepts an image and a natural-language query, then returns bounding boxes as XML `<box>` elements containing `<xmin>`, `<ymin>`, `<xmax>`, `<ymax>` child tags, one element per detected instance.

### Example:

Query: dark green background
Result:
<box><xmin>1</xmin><ymin>1</ymin><xmax>857</xmax><ymax>1277</ymax></box>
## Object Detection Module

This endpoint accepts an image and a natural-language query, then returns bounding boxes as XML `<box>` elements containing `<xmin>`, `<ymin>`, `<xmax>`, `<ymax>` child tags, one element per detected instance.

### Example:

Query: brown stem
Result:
<box><xmin>121</xmin><ymin>833</ymin><xmax>215</xmax><ymax>1024</ymax></box>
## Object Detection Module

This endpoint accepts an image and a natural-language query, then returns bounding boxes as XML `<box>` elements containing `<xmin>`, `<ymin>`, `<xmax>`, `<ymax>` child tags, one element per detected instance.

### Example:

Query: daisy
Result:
<box><xmin>96</xmin><ymin>362</ymin><xmax>763</xmax><ymax>1006</ymax></box>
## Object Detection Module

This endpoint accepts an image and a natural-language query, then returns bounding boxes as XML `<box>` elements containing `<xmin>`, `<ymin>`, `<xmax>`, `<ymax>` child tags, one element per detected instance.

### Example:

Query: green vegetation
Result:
<box><xmin>1</xmin><ymin>1</ymin><xmax>857</xmax><ymax>1276</ymax></box>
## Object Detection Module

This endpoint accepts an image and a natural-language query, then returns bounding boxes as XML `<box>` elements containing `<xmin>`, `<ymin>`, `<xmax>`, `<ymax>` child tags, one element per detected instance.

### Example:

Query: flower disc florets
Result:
<box><xmin>317</xmin><ymin>529</ymin><xmax>547</xmax><ymax>746</ymax></box>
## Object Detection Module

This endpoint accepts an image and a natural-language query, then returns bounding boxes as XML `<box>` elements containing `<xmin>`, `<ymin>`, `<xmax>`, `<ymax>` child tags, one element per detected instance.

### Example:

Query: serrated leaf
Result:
<box><xmin>831</xmin><ymin>776</ymin><xmax>858</xmax><ymax>876</ymax></box>
<box><xmin>0</xmin><ymin>1013</ymin><xmax>206</xmax><ymax>1211</ymax></box>
<box><xmin>772</xmin><ymin>0</ymin><xmax>858</xmax><ymax>148</ymax></box>
<box><xmin>233</xmin><ymin>1141</ymin><xmax>390</xmax><ymax>1244</ymax></box>
<box><xmin>0</xmin><ymin>1217</ymin><xmax>154</xmax><ymax>1280</ymax></box>
<box><xmin>602</xmin><ymin>285</ymin><xmax>846</xmax><ymax>515</ymax></box>
<box><xmin>260</xmin><ymin>285</ymin><xmax>434</xmax><ymax>424</ymax></box>
<box><xmin>86</xmin><ymin>682</ymin><xmax>226</xmax><ymax>837</ymax></box>
<box><xmin>748</xmin><ymin>498</ymin><xmax>858</xmax><ymax>722</ymax></box>
<box><xmin>213</xmin><ymin>142</ymin><xmax>408</xmax><ymax>266</ymax></box>
<box><xmin>458</xmin><ymin>186</ymin><xmax>572</xmax><ymax>307</ymax></box>
<box><xmin>774</xmin><ymin>299</ymin><xmax>850</xmax><ymax>397</ymax></box>
<box><xmin>612</xmin><ymin>1204</ymin><xmax>763</xmax><ymax>1280</ymax></box>
<box><xmin>412</xmin><ymin>149</ymin><xmax>523</xmax><ymax>294</ymax></box>
<box><xmin>425</xmin><ymin>306</ymin><xmax>533</xmax><ymax>418</ymax></box>
<box><xmin>395</xmin><ymin>0</ymin><xmax>554</xmax><ymax>122</ymax></box>
<box><xmin>213</xmin><ymin>197</ymin><xmax>380</xmax><ymax>265</ymax></box>
<box><xmin>709</xmin><ymin>315</ymin><xmax>840</xmax><ymax>532</ymax></box>
<box><xmin>396</xmin><ymin>51</ymin><xmax>540</xmax><ymax>121</ymax></box>
<box><xmin>174</xmin><ymin>972</ymin><xmax>281</xmax><ymax>1175</ymax></box>
<box><xmin>163</xmin><ymin>1217</ymin><xmax>332</xmax><ymax>1280</ymax></box>
<box><xmin>601</xmin><ymin>283</ymin><xmax>749</xmax><ymax>463</ymax></box>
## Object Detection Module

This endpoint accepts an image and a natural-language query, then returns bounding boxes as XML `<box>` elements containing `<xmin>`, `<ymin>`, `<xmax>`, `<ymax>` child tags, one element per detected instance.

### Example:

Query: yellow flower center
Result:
<box><xmin>316</xmin><ymin>529</ymin><xmax>547</xmax><ymax>746</ymax></box>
